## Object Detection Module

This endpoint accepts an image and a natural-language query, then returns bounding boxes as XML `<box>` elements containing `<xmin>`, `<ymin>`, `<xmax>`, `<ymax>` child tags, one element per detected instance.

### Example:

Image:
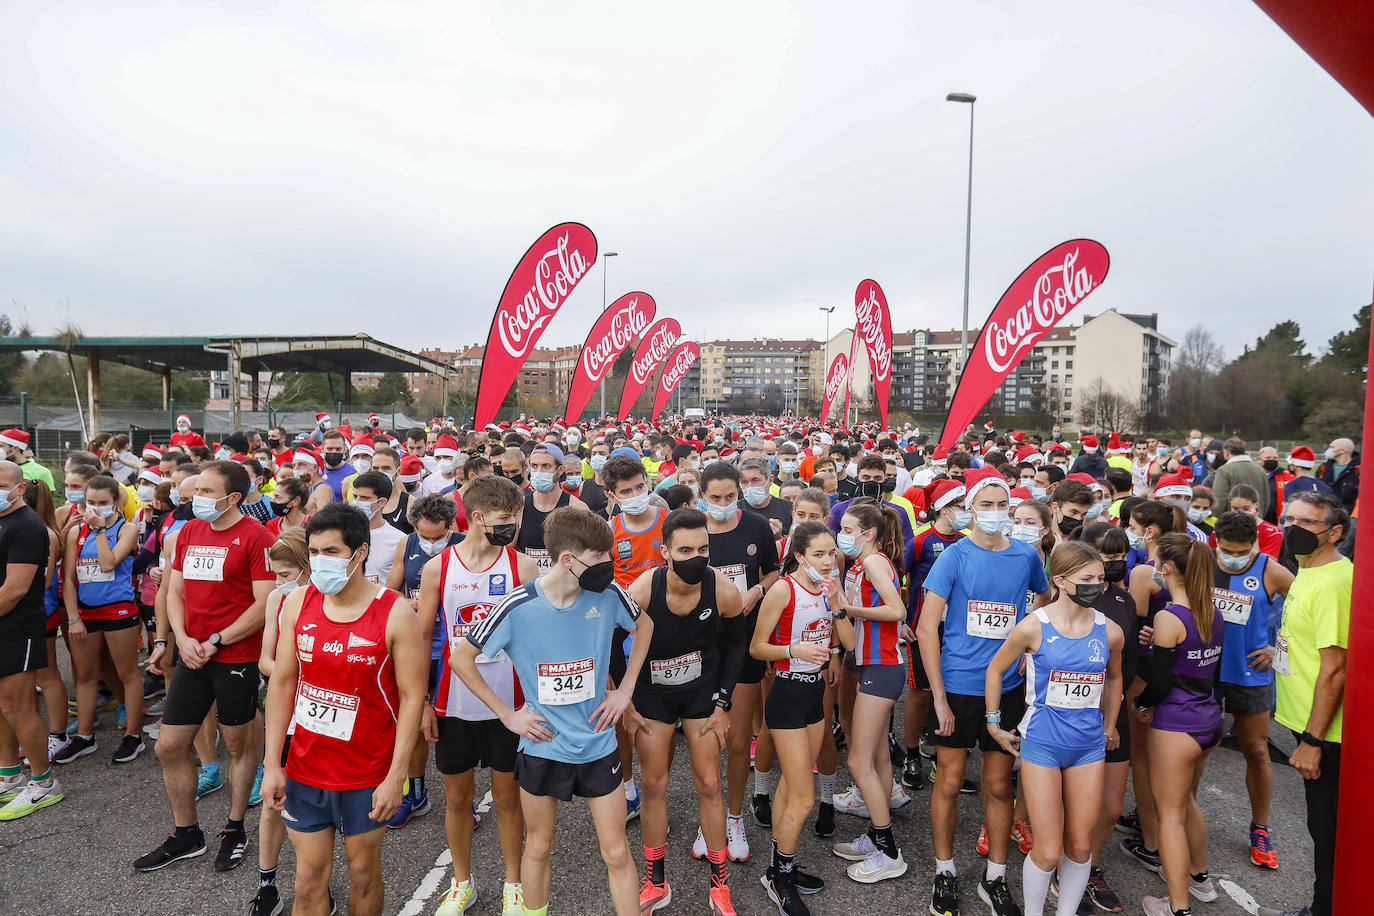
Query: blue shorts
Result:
<box><xmin>282</xmin><ymin>777</ymin><xmax>386</xmax><ymax>837</ymax></box>
<box><xmin>1019</xmin><ymin>738</ymin><xmax>1104</xmax><ymax>770</ymax></box>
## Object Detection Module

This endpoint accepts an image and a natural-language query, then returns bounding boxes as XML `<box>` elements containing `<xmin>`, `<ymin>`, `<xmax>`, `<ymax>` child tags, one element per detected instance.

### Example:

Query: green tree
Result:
<box><xmin>0</xmin><ymin>313</ymin><xmax>30</xmax><ymax>398</ymax></box>
<box><xmin>376</xmin><ymin>372</ymin><xmax>413</xmax><ymax>405</ymax></box>
<box><xmin>1325</xmin><ymin>304</ymin><xmax>1370</xmax><ymax>374</ymax></box>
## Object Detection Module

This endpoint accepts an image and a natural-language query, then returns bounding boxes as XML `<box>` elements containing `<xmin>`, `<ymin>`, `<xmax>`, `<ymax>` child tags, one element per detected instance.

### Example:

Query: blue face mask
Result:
<box><xmin>951</xmin><ymin>509</ymin><xmax>974</xmax><ymax>530</ymax></box>
<box><xmin>1010</xmin><ymin>523</ymin><xmax>1041</xmax><ymax>543</ymax></box>
<box><xmin>1218</xmin><ymin>551</ymin><xmax>1252</xmax><ymax>572</ymax></box>
<box><xmin>743</xmin><ymin>485</ymin><xmax>770</xmax><ymax>507</ymax></box>
<box><xmin>1126</xmin><ymin>528</ymin><xmax>1144</xmax><ymax>549</ymax></box>
<box><xmin>1030</xmin><ymin>486</ymin><xmax>1047</xmax><ymax>501</ymax></box>
<box><xmin>1085</xmin><ymin>503</ymin><xmax>1104</xmax><ymax>520</ymax></box>
<box><xmin>836</xmin><ymin>531</ymin><xmax>864</xmax><ymax>557</ymax></box>
<box><xmin>97</xmin><ymin>504</ymin><xmax>117</xmax><ymax>519</ymax></box>
<box><xmin>1152</xmin><ymin>569</ymin><xmax>1167</xmax><ymax>588</ymax></box>
<box><xmin>66</xmin><ymin>489</ymin><xmax>86</xmax><ymax>504</ymax></box>
<box><xmin>192</xmin><ymin>494</ymin><xmax>229</xmax><ymax>522</ymax></box>
<box><xmin>827</xmin><ymin>493</ymin><xmax>840</xmax><ymax>507</ymax></box>
<box><xmin>589</xmin><ymin>455</ymin><xmax>607</xmax><ymax>473</ymax></box>
<box><xmin>0</xmin><ymin>486</ymin><xmax>14</xmax><ymax>513</ymax></box>
<box><xmin>705</xmin><ymin>500</ymin><xmax>736</xmax><ymax>522</ymax></box>
<box><xmin>976</xmin><ymin>509</ymin><xmax>1009</xmax><ymax>535</ymax></box>
<box><xmin>530</xmin><ymin>471</ymin><xmax>557</xmax><ymax>493</ymax></box>
<box><xmin>310</xmin><ymin>552</ymin><xmax>357</xmax><ymax>596</ymax></box>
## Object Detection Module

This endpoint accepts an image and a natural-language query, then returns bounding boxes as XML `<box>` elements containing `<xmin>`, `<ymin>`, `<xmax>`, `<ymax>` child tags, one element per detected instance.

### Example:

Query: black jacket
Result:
<box><xmin>1317</xmin><ymin>453</ymin><xmax>1360</xmax><ymax>513</ymax></box>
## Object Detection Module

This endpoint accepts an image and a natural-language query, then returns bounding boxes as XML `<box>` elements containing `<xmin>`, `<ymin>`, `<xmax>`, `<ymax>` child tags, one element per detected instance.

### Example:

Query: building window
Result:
<box><xmin>1065</xmin><ymin>374</ymin><xmax>1073</xmax><ymax>383</ymax></box>
<box><xmin>1065</xmin><ymin>360</ymin><xmax>1072</xmax><ymax>369</ymax></box>
<box><xmin>1051</xmin><ymin>361</ymin><xmax>1059</xmax><ymax>369</ymax></box>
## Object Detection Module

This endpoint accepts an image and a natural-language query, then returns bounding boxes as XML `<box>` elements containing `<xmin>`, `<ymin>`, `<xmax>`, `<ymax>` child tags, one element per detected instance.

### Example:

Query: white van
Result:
<box><xmin>683</xmin><ymin>407</ymin><xmax>706</xmax><ymax>420</ymax></box>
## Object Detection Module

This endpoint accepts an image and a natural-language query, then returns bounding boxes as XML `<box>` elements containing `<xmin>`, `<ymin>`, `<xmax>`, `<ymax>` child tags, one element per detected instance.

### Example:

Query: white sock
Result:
<box><xmin>1021</xmin><ymin>857</ymin><xmax>1054</xmax><ymax>916</ymax></box>
<box><xmin>818</xmin><ymin>770</ymin><xmax>836</xmax><ymax>804</ymax></box>
<box><xmin>985</xmin><ymin>860</ymin><xmax>1007</xmax><ymax>881</ymax></box>
<box><xmin>624</xmin><ymin>779</ymin><xmax>637</xmax><ymax>800</ymax></box>
<box><xmin>754</xmin><ymin>767</ymin><xmax>773</xmax><ymax>797</ymax></box>
<box><xmin>936</xmin><ymin>857</ymin><xmax>956</xmax><ymax>877</ymax></box>
<box><xmin>1055</xmin><ymin>855</ymin><xmax>1093</xmax><ymax>916</ymax></box>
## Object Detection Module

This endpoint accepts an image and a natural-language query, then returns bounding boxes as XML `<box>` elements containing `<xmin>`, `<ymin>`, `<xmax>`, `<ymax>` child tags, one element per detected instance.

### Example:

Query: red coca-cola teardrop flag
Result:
<box><xmin>617</xmin><ymin>318</ymin><xmax>681</xmax><ymax>420</ymax></box>
<box><xmin>854</xmin><ymin>279</ymin><xmax>894</xmax><ymax>428</ymax></box>
<box><xmin>474</xmin><ymin>222</ymin><xmax>597</xmax><ymax>430</ymax></box>
<box><xmin>563</xmin><ymin>292</ymin><xmax>656</xmax><ymax>424</ymax></box>
<box><xmin>651</xmin><ymin>341</ymin><xmax>699</xmax><ymax>421</ymax></box>
<box><xmin>821</xmin><ymin>352</ymin><xmax>848</xmax><ymax>423</ymax></box>
<box><xmin>938</xmin><ymin>239</ymin><xmax>1111</xmax><ymax>451</ymax></box>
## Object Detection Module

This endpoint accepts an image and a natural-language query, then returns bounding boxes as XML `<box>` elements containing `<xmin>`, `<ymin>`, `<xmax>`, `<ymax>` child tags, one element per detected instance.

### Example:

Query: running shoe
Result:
<box><xmin>197</xmin><ymin>765</ymin><xmax>223</xmax><ymax>799</ymax></box>
<box><xmin>750</xmin><ymin>736</ymin><xmax>757</xmax><ymax>766</ymax></box>
<box><xmin>930</xmin><ymin>872</ymin><xmax>959</xmax><ymax>916</ymax></box>
<box><xmin>751</xmin><ymin>792</ymin><xmax>773</xmax><ymax>828</ymax></box>
<box><xmin>215</xmin><ymin>828</ymin><xmax>249</xmax><ymax>872</ymax></box>
<box><xmin>249</xmin><ymin>764</ymin><xmax>264</xmax><ymax>807</ymax></box>
<box><xmin>1011</xmin><ymin>819</ymin><xmax>1034</xmax><ymax>855</ymax></box>
<box><xmin>848</xmin><ymin>848</ymin><xmax>907</xmax><ymax>883</ymax></box>
<box><xmin>0</xmin><ymin>771</ymin><xmax>27</xmax><ymax>802</ymax></box>
<box><xmin>1189</xmin><ymin>873</ymin><xmax>1218</xmax><ymax>903</ymax></box>
<box><xmin>52</xmin><ymin>734</ymin><xmax>97</xmax><ymax>764</ymax></box>
<box><xmin>112</xmin><ymin>733</ymin><xmax>146</xmax><ymax>764</ymax></box>
<box><xmin>134</xmin><ymin>831</ymin><xmax>207</xmax><ymax>871</ymax></box>
<box><xmin>145</xmin><ymin>696</ymin><xmax>167</xmax><ymax>718</ymax></box>
<box><xmin>64</xmin><ymin>717</ymin><xmax>84</xmax><ymax>736</ymax></box>
<box><xmin>1140</xmin><ymin>897</ymin><xmax>1174</xmax><ymax>916</ymax></box>
<box><xmin>831</xmin><ymin>786</ymin><xmax>869</xmax><ymax>816</ymax></box>
<box><xmin>143</xmin><ymin>674</ymin><xmax>166</xmax><ymax>700</ymax></box>
<box><xmin>249</xmin><ymin>884</ymin><xmax>283</xmax><ymax>916</ymax></box>
<box><xmin>387</xmin><ymin>791</ymin><xmax>431</xmax><ymax>829</ymax></box>
<box><xmin>1083</xmin><ymin>866</ymin><xmax>1122</xmax><ymax>913</ymax></box>
<box><xmin>47</xmin><ymin>733</ymin><xmax>71</xmax><ymax>760</ymax></box>
<box><xmin>813</xmin><ymin>802</ymin><xmax>835</xmax><ymax>838</ymax></box>
<box><xmin>500</xmin><ymin>881</ymin><xmax>521</xmax><ymax>916</ymax></box>
<box><xmin>625</xmin><ymin>786</ymin><xmax>641</xmax><ymax>823</ymax></box>
<box><xmin>0</xmin><ymin>777</ymin><xmax>62</xmax><ymax>820</ymax></box>
<box><xmin>1250</xmin><ymin>825</ymin><xmax>1279</xmax><ymax>870</ymax></box>
<box><xmin>143</xmin><ymin>721</ymin><xmax>161</xmax><ymax>740</ymax></box>
<box><xmin>977</xmin><ymin>874</ymin><xmax>1020</xmax><ymax>915</ymax></box>
<box><xmin>1119</xmin><ymin>835</ymin><xmax>1162</xmax><ymax>874</ymax></box>
<box><xmin>708</xmin><ymin>882</ymin><xmax>736</xmax><ymax>916</ymax></box>
<box><xmin>726</xmin><ymin>814</ymin><xmax>750</xmax><ymax>862</ymax></box>
<box><xmin>889</xmin><ymin>731</ymin><xmax>906</xmax><ymax>767</ymax></box>
<box><xmin>832</xmin><ymin>717</ymin><xmax>846</xmax><ymax>750</ymax></box>
<box><xmin>761</xmin><ymin>869</ymin><xmax>810</xmax><ymax>916</ymax></box>
<box><xmin>919</xmin><ymin>731</ymin><xmax>935</xmax><ymax>759</ymax></box>
<box><xmin>1114</xmin><ymin>810</ymin><xmax>1140</xmax><ymax>836</ymax></box>
<box><xmin>832</xmin><ymin>833</ymin><xmax>878</xmax><ymax>861</ymax></box>
<box><xmin>691</xmin><ymin>827</ymin><xmax>707</xmax><ymax>860</ymax></box>
<box><xmin>96</xmin><ymin>690</ymin><xmax>119</xmax><ymax>713</ymax></box>
<box><xmin>436</xmin><ymin>877</ymin><xmax>476</xmax><ymax>914</ymax></box>
<box><xmin>902</xmin><ymin>754</ymin><xmax>927</xmax><ymax>790</ymax></box>
<box><xmin>891</xmin><ymin>782</ymin><xmax>912</xmax><ymax>809</ymax></box>
<box><xmin>976</xmin><ymin>823</ymin><xmax>989</xmax><ymax>856</ymax></box>
<box><xmin>638</xmin><ymin>877</ymin><xmax>671</xmax><ymax>913</ymax></box>
<box><xmin>791</xmin><ymin>866</ymin><xmax>824</xmax><ymax>895</ymax></box>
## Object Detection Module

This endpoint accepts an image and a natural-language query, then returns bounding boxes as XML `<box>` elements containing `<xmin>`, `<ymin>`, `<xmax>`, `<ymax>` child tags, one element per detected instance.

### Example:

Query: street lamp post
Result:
<box><xmin>599</xmin><ymin>251</ymin><xmax>618</xmax><ymax>418</ymax></box>
<box><xmin>819</xmin><ymin>306</ymin><xmax>835</xmax><ymax>420</ymax></box>
<box><xmin>947</xmin><ymin>92</ymin><xmax>976</xmax><ymax>369</ymax></box>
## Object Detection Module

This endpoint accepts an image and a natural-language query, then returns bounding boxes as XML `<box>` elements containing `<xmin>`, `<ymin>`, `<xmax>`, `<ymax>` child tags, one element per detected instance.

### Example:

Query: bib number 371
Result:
<box><xmin>295</xmin><ymin>681</ymin><xmax>359</xmax><ymax>741</ymax></box>
<box><xmin>537</xmin><ymin>658</ymin><xmax>595</xmax><ymax>706</ymax></box>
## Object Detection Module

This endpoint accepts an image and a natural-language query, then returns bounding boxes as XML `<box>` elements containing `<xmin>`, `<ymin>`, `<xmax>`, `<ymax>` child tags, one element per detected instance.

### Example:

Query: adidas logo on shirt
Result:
<box><xmin>585</xmin><ymin>607</ymin><xmax>601</xmax><ymax>620</ymax></box>
<box><xmin>347</xmin><ymin>632</ymin><xmax>378</xmax><ymax>650</ymax></box>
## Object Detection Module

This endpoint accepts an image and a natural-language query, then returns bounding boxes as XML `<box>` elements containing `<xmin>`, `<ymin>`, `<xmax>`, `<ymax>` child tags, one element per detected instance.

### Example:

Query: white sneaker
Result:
<box><xmin>1141</xmin><ymin>896</ymin><xmax>1173</xmax><ymax>916</ymax></box>
<box><xmin>47</xmin><ymin>734</ymin><xmax>70</xmax><ymax>760</ymax></box>
<box><xmin>435</xmin><ymin>876</ymin><xmax>476</xmax><ymax>914</ymax></box>
<box><xmin>691</xmin><ymin>826</ymin><xmax>707</xmax><ymax>860</ymax></box>
<box><xmin>0</xmin><ymin>776</ymin><xmax>63</xmax><ymax>820</ymax></box>
<box><xmin>831</xmin><ymin>786</ymin><xmax>870</xmax><ymax>817</ymax></box>
<box><xmin>1189</xmin><ymin>875</ymin><xmax>1218</xmax><ymax>902</ymax></box>
<box><xmin>848</xmin><ymin>848</ymin><xmax>908</xmax><ymax>883</ymax></box>
<box><xmin>0</xmin><ymin>771</ymin><xmax>27</xmax><ymax>803</ymax></box>
<box><xmin>832</xmin><ymin>833</ymin><xmax>878</xmax><ymax>861</ymax></box>
<box><xmin>726</xmin><ymin>815</ymin><xmax>750</xmax><ymax>862</ymax></box>
<box><xmin>890</xmin><ymin>781</ymin><xmax>911</xmax><ymax>809</ymax></box>
<box><xmin>143</xmin><ymin>721</ymin><xmax>161</xmax><ymax>740</ymax></box>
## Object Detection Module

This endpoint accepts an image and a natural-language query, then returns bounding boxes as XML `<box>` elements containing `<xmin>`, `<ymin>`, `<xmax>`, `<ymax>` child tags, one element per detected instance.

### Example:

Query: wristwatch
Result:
<box><xmin>207</xmin><ymin>632</ymin><xmax>223</xmax><ymax>650</ymax></box>
<box><xmin>1299</xmin><ymin>731</ymin><xmax>1324</xmax><ymax>747</ymax></box>
<box><xmin>713</xmin><ymin>691</ymin><xmax>732</xmax><ymax>712</ymax></box>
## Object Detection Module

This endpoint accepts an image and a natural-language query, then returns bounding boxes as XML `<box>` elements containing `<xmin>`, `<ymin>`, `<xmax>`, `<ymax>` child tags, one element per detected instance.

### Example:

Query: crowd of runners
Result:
<box><xmin>0</xmin><ymin>411</ymin><xmax>1356</xmax><ymax>916</ymax></box>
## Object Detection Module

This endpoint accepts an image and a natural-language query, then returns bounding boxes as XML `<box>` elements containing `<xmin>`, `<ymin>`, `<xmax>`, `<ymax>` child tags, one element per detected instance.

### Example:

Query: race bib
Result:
<box><xmin>1046</xmin><ymin>670</ymin><xmax>1105</xmax><ymax>709</ymax></box>
<box><xmin>537</xmin><ymin>657</ymin><xmax>595</xmax><ymax>705</ymax></box>
<box><xmin>295</xmin><ymin>681</ymin><xmax>359</xmax><ymax>741</ymax></box>
<box><xmin>1213</xmin><ymin>587</ymin><xmax>1253</xmax><ymax>626</ymax></box>
<box><xmin>75</xmin><ymin>557</ymin><xmax>114</xmax><ymax>584</ymax></box>
<box><xmin>650</xmin><ymin>651</ymin><xmax>703</xmax><ymax>686</ymax></box>
<box><xmin>1273</xmin><ymin>634</ymin><xmax>1291</xmax><ymax>677</ymax></box>
<box><xmin>966</xmin><ymin>601</ymin><xmax>1016</xmax><ymax>639</ymax></box>
<box><xmin>525</xmin><ymin>548</ymin><xmax>552</xmax><ymax>574</ymax></box>
<box><xmin>719</xmin><ymin>563</ymin><xmax>748</xmax><ymax>597</ymax></box>
<box><xmin>183</xmin><ymin>545</ymin><xmax>227</xmax><ymax>582</ymax></box>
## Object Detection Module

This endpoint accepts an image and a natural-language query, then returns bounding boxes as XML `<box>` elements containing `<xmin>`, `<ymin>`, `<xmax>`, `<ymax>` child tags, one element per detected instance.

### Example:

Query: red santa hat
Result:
<box><xmin>1154</xmin><ymin>472</ymin><xmax>1193</xmax><ymax>500</ymax></box>
<box><xmin>399</xmin><ymin>455</ymin><xmax>426</xmax><ymax>483</ymax></box>
<box><xmin>930</xmin><ymin>444</ymin><xmax>949</xmax><ymax>467</ymax></box>
<box><xmin>963</xmin><ymin>466</ymin><xmax>1011</xmax><ymax>508</ymax></box>
<box><xmin>1107</xmin><ymin>432</ymin><xmax>1128</xmax><ymax>455</ymax></box>
<box><xmin>1009</xmin><ymin>430</ymin><xmax>1027</xmax><ymax>445</ymax></box>
<box><xmin>928</xmin><ymin>478</ymin><xmax>966</xmax><ymax>513</ymax></box>
<box><xmin>1080</xmin><ymin>434</ymin><xmax>1099</xmax><ymax>452</ymax></box>
<box><xmin>315</xmin><ymin>412</ymin><xmax>330</xmax><ymax>425</ymax></box>
<box><xmin>1046</xmin><ymin>442</ymin><xmax>1071</xmax><ymax>457</ymax></box>
<box><xmin>1288</xmin><ymin>445</ymin><xmax>1316</xmax><ymax>469</ymax></box>
<box><xmin>292</xmin><ymin>445</ymin><xmax>320</xmax><ymax>467</ymax></box>
<box><xmin>433</xmin><ymin>434</ymin><xmax>460</xmax><ymax>459</ymax></box>
<box><xmin>349</xmin><ymin>435</ymin><xmax>375</xmax><ymax>457</ymax></box>
<box><xmin>983</xmin><ymin>421</ymin><xmax>995</xmax><ymax>433</ymax></box>
<box><xmin>1008</xmin><ymin>486</ymin><xmax>1032</xmax><ymax>507</ymax></box>
<box><xmin>138</xmin><ymin>468</ymin><xmax>163</xmax><ymax>486</ymax></box>
<box><xmin>0</xmin><ymin>428</ymin><xmax>30</xmax><ymax>450</ymax></box>
<box><xmin>141</xmin><ymin>443</ymin><xmax>162</xmax><ymax>460</ymax></box>
<box><xmin>1014</xmin><ymin>444</ymin><xmax>1043</xmax><ymax>465</ymax></box>
<box><xmin>175</xmin><ymin>414</ymin><xmax>191</xmax><ymax>426</ymax></box>
<box><xmin>367</xmin><ymin>412</ymin><xmax>380</xmax><ymax>423</ymax></box>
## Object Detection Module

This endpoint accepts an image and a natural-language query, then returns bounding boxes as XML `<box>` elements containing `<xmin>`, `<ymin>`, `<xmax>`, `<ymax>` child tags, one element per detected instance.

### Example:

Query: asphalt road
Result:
<box><xmin>0</xmin><ymin>682</ymin><xmax>1317</xmax><ymax>916</ymax></box>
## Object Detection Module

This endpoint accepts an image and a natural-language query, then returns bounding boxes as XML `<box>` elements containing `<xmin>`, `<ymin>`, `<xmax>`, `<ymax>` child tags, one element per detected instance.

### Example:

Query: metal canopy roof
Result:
<box><xmin>0</xmin><ymin>334</ymin><xmax>451</xmax><ymax>377</ymax></box>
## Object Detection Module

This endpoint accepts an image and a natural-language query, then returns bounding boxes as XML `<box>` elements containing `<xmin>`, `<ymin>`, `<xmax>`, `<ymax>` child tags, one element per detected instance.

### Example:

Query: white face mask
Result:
<box><xmin>416</xmin><ymin>536</ymin><xmax>447</xmax><ymax>557</ymax></box>
<box><xmin>136</xmin><ymin>485</ymin><xmax>155</xmax><ymax>502</ymax></box>
<box><xmin>353</xmin><ymin>458</ymin><xmax>371</xmax><ymax>474</ymax></box>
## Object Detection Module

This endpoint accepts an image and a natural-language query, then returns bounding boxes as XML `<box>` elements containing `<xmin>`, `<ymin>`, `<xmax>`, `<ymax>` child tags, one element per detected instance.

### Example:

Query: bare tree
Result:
<box><xmin>1078</xmin><ymin>378</ymin><xmax>1139</xmax><ymax>432</ymax></box>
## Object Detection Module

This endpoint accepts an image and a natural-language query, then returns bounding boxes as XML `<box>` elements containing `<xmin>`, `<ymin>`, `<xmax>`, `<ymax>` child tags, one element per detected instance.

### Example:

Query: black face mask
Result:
<box><xmin>1057</xmin><ymin>516</ymin><xmax>1081</xmax><ymax>536</ymax></box>
<box><xmin>880</xmin><ymin>479</ymin><xmax>897</xmax><ymax>494</ymax></box>
<box><xmin>672</xmin><ymin>555</ymin><xmax>710</xmax><ymax>586</ymax></box>
<box><xmin>1067</xmin><ymin>582</ymin><xmax>1105</xmax><ymax>608</ymax></box>
<box><xmin>1261</xmin><ymin>459</ymin><xmax>1279</xmax><ymax>473</ymax></box>
<box><xmin>270</xmin><ymin>499</ymin><xmax>293</xmax><ymax>518</ymax></box>
<box><xmin>1102</xmin><ymin>559</ymin><xmax>1127</xmax><ymax>583</ymax></box>
<box><xmin>323</xmin><ymin>452</ymin><xmax>344</xmax><ymax>468</ymax></box>
<box><xmin>484</xmin><ymin>523</ymin><xmax>518</xmax><ymax>547</ymax></box>
<box><xmin>1283</xmin><ymin>524</ymin><xmax>1327</xmax><ymax>558</ymax></box>
<box><xmin>574</xmin><ymin>558</ymin><xmax>616</xmax><ymax>593</ymax></box>
<box><xmin>268</xmin><ymin>438</ymin><xmax>281</xmax><ymax>450</ymax></box>
<box><xmin>858</xmin><ymin>480</ymin><xmax>883</xmax><ymax>500</ymax></box>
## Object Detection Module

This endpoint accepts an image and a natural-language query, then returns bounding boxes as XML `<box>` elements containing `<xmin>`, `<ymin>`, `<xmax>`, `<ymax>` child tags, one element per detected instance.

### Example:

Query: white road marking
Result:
<box><xmin>398</xmin><ymin>848</ymin><xmax>452</xmax><ymax>916</ymax></box>
<box><xmin>1218</xmin><ymin>876</ymin><xmax>1260</xmax><ymax>914</ymax></box>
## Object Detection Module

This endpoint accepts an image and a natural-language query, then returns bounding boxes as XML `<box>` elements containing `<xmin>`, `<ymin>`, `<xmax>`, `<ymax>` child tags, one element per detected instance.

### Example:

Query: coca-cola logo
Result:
<box><xmin>660</xmin><ymin>346</ymin><xmax>698</xmax><ymax>389</ymax></box>
<box><xmin>856</xmin><ymin>287</ymin><xmax>892</xmax><ymax>382</ymax></box>
<box><xmin>632</xmin><ymin>323</ymin><xmax>680</xmax><ymax>385</ymax></box>
<box><xmin>581</xmin><ymin>297</ymin><xmax>651</xmax><ymax>381</ymax></box>
<box><xmin>825</xmin><ymin>358</ymin><xmax>847</xmax><ymax>400</ymax></box>
<box><xmin>983</xmin><ymin>247</ymin><xmax>1096</xmax><ymax>373</ymax></box>
<box><xmin>497</xmin><ymin>232</ymin><xmax>591</xmax><ymax>359</ymax></box>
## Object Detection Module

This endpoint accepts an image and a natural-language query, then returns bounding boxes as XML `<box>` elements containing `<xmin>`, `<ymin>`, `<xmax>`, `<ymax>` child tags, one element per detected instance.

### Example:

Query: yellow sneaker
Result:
<box><xmin>501</xmin><ymin>881</ymin><xmax>522</xmax><ymax>915</ymax></box>
<box><xmin>435</xmin><ymin>877</ymin><xmax>476</xmax><ymax>915</ymax></box>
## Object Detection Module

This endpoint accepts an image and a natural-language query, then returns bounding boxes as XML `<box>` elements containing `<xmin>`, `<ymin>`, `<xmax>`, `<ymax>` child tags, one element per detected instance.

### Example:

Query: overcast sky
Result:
<box><xmin>2</xmin><ymin>1</ymin><xmax>1370</xmax><ymax>363</ymax></box>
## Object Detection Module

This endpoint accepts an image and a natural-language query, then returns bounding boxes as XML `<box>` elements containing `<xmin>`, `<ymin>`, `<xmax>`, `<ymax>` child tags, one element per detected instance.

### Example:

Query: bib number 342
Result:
<box><xmin>537</xmin><ymin>658</ymin><xmax>595</xmax><ymax>706</ymax></box>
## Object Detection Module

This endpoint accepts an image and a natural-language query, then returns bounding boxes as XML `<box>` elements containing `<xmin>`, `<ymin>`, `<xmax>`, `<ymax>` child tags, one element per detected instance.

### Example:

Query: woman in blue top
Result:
<box><xmin>985</xmin><ymin>542</ymin><xmax>1124</xmax><ymax>916</ymax></box>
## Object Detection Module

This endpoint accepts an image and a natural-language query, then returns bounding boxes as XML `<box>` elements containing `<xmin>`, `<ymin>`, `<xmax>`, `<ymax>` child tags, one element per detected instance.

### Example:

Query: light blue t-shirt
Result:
<box><xmin>468</xmin><ymin>577</ymin><xmax>640</xmax><ymax>764</ymax></box>
<box><xmin>924</xmin><ymin>536</ymin><xmax>1049</xmax><ymax>696</ymax></box>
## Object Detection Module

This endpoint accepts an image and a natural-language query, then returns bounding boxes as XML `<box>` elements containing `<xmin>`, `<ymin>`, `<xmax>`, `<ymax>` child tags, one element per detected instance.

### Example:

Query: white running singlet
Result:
<box><xmin>434</xmin><ymin>545</ymin><xmax>524</xmax><ymax>720</ymax></box>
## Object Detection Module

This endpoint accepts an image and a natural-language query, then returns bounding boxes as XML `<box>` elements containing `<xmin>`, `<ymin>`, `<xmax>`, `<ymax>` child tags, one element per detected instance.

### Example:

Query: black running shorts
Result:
<box><xmin>515</xmin><ymin>750</ymin><xmax>622</xmax><ymax>801</ymax></box>
<box><xmin>163</xmin><ymin>658</ymin><xmax>261</xmax><ymax>727</ymax></box>
<box><xmin>436</xmin><ymin>717</ymin><xmax>518</xmax><ymax>774</ymax></box>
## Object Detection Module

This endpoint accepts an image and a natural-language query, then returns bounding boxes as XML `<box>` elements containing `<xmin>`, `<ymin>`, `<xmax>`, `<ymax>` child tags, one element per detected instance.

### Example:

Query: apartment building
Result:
<box><xmin>698</xmin><ymin>339</ymin><xmax>825</xmax><ymax>412</ymax></box>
